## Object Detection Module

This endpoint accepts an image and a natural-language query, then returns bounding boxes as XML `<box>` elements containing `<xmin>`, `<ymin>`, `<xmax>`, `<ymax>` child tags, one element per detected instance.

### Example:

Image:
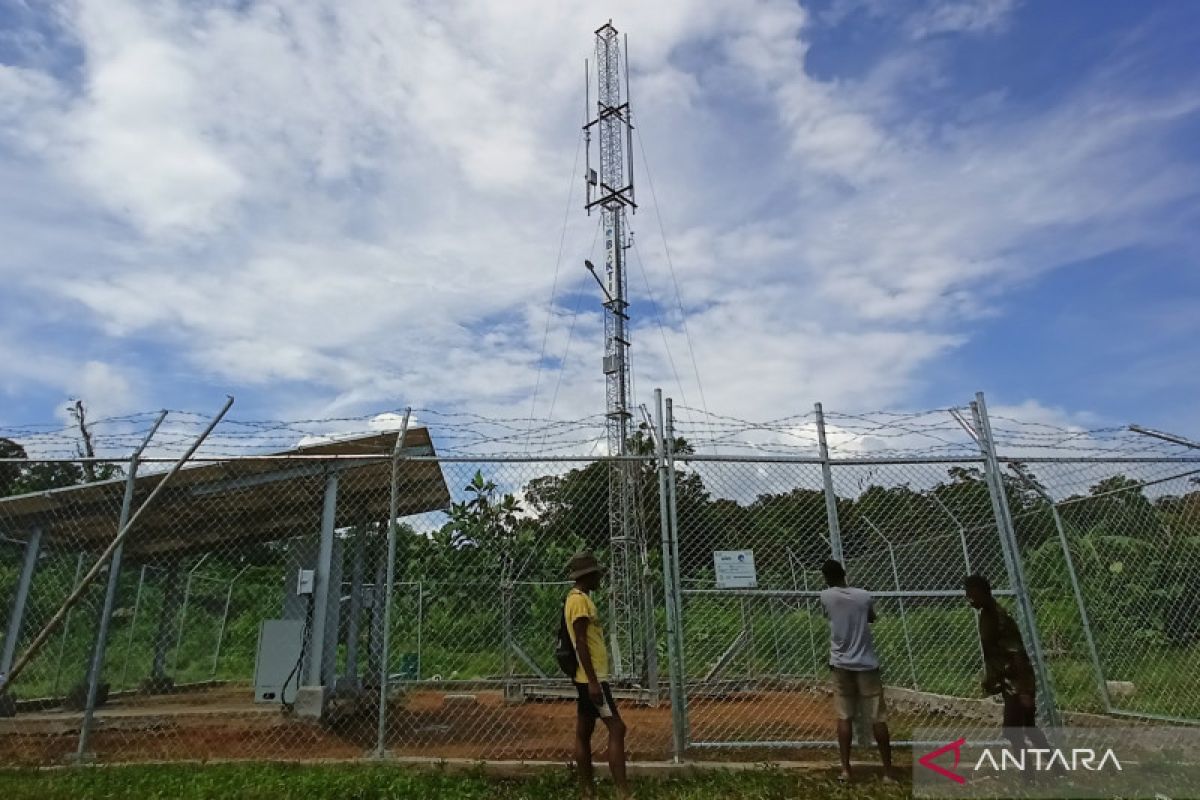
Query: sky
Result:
<box><xmin>1</xmin><ymin>0</ymin><xmax>1198</xmax><ymax>449</ymax></box>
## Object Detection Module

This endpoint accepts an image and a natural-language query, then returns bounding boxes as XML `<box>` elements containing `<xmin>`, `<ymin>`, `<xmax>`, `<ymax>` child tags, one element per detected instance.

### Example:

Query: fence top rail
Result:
<box><xmin>6</xmin><ymin>454</ymin><xmax>1200</xmax><ymax>465</ymax></box>
<box><xmin>0</xmin><ymin>454</ymin><xmax>657</xmax><ymax>464</ymax></box>
<box><xmin>680</xmin><ymin>588</ymin><xmax>1016</xmax><ymax>598</ymax></box>
<box><xmin>997</xmin><ymin>456</ymin><xmax>1200</xmax><ymax>465</ymax></box>
<box><xmin>675</xmin><ymin>455</ymin><xmax>985</xmax><ymax>465</ymax></box>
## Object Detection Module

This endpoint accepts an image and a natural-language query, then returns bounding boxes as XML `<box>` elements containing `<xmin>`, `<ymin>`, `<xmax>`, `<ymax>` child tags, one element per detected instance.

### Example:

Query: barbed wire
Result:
<box><xmin>2</xmin><ymin>404</ymin><xmax>1196</xmax><ymax>461</ymax></box>
<box><xmin>0</xmin><ymin>408</ymin><xmax>611</xmax><ymax>460</ymax></box>
<box><xmin>670</xmin><ymin>404</ymin><xmax>1197</xmax><ymax>460</ymax></box>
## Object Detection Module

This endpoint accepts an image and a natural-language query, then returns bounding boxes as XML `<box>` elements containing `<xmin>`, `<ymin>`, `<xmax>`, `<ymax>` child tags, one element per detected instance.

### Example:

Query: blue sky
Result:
<box><xmin>0</xmin><ymin>0</ymin><xmax>1198</xmax><ymax>449</ymax></box>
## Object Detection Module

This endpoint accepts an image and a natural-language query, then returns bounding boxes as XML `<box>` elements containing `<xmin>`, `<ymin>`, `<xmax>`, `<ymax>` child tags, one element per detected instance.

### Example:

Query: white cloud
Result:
<box><xmin>53</xmin><ymin>1</ymin><xmax>245</xmax><ymax>236</ymax></box>
<box><xmin>0</xmin><ymin>331</ymin><xmax>142</xmax><ymax>422</ymax></box>
<box><xmin>818</xmin><ymin>0</ymin><xmax>1018</xmax><ymax>40</ymax></box>
<box><xmin>906</xmin><ymin>0</ymin><xmax>1019</xmax><ymax>40</ymax></box>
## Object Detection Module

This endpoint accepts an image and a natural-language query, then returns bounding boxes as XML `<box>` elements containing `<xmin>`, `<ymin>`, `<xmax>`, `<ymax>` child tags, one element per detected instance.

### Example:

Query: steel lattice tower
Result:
<box><xmin>585</xmin><ymin>21</ymin><xmax>640</xmax><ymax>680</ymax></box>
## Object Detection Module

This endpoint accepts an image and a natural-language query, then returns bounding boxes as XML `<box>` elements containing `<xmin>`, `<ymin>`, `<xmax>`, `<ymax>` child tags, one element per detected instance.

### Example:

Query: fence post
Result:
<box><xmin>78</xmin><ymin>410</ymin><xmax>168</xmax><ymax>759</ymax></box>
<box><xmin>815</xmin><ymin>403</ymin><xmax>843</xmax><ymax>561</ymax></box>
<box><xmin>655</xmin><ymin>390</ymin><xmax>685</xmax><ymax>761</ymax></box>
<box><xmin>1048</xmin><ymin>501</ymin><xmax>1110</xmax><ymax>711</ymax></box>
<box><xmin>972</xmin><ymin>392</ymin><xmax>1061</xmax><ymax>728</ymax></box>
<box><xmin>377</xmin><ymin>409</ymin><xmax>411</xmax><ymax>757</ymax></box>
<box><xmin>0</xmin><ymin>527</ymin><xmax>43</xmax><ymax>680</ymax></box>
<box><xmin>664</xmin><ymin>398</ymin><xmax>689</xmax><ymax>743</ymax></box>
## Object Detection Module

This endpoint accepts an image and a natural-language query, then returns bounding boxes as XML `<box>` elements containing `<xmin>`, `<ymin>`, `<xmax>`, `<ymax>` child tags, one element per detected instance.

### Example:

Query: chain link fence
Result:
<box><xmin>1</xmin><ymin>398</ymin><xmax>1198</xmax><ymax>765</ymax></box>
<box><xmin>1005</xmin><ymin>457</ymin><xmax>1200</xmax><ymax>725</ymax></box>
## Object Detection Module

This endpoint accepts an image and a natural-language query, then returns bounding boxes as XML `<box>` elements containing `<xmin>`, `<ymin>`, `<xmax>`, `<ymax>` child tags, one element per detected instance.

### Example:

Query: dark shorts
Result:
<box><xmin>1002</xmin><ymin>691</ymin><xmax>1038</xmax><ymax>728</ymax></box>
<box><xmin>574</xmin><ymin>682</ymin><xmax>621</xmax><ymax>721</ymax></box>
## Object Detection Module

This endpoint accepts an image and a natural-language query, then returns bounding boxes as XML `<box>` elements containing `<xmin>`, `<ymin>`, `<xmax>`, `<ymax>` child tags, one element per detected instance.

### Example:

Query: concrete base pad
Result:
<box><xmin>293</xmin><ymin>686</ymin><xmax>327</xmax><ymax>719</ymax></box>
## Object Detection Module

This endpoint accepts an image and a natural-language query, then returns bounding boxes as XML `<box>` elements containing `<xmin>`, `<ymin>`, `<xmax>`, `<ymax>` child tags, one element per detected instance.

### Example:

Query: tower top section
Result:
<box><xmin>584</xmin><ymin>22</ymin><xmax>636</xmax><ymax>215</ymax></box>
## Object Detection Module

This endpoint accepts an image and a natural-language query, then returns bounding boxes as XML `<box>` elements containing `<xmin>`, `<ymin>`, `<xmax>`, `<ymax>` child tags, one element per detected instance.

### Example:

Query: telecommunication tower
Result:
<box><xmin>584</xmin><ymin>21</ymin><xmax>642</xmax><ymax>681</ymax></box>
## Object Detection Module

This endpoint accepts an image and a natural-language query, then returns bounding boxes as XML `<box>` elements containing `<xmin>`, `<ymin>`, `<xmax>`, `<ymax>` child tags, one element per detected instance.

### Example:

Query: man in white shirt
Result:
<box><xmin>820</xmin><ymin>559</ymin><xmax>895</xmax><ymax>784</ymax></box>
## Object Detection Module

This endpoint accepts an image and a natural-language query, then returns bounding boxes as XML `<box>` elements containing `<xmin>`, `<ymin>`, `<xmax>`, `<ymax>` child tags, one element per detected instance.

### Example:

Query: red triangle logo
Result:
<box><xmin>919</xmin><ymin>737</ymin><xmax>968</xmax><ymax>784</ymax></box>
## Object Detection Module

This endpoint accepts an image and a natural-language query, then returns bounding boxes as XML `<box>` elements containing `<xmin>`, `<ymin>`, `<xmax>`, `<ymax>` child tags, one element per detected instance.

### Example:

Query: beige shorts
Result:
<box><xmin>831</xmin><ymin>667</ymin><xmax>887</xmax><ymax>724</ymax></box>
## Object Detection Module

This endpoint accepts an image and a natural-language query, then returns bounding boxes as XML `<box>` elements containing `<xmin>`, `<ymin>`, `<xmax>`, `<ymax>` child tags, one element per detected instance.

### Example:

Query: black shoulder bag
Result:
<box><xmin>554</xmin><ymin>597</ymin><xmax>578</xmax><ymax>678</ymax></box>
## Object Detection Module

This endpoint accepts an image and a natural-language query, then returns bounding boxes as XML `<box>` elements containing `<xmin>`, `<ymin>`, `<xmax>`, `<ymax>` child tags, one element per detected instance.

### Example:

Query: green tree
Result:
<box><xmin>0</xmin><ymin>437</ymin><xmax>26</xmax><ymax>497</ymax></box>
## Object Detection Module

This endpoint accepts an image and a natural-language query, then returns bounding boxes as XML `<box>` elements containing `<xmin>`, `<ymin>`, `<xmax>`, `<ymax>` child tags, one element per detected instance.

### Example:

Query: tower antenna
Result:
<box><xmin>583</xmin><ymin>21</ymin><xmax>645</xmax><ymax>683</ymax></box>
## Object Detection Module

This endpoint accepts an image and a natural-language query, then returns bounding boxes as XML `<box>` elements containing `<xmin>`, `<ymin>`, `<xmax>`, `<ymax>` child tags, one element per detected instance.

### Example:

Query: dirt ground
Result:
<box><xmin>0</xmin><ymin>684</ymin><xmax>937</xmax><ymax>766</ymax></box>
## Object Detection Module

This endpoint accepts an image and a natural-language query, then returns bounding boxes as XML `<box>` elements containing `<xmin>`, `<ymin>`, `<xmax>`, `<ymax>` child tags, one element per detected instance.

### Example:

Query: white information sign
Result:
<box><xmin>713</xmin><ymin>550</ymin><xmax>757</xmax><ymax>589</ymax></box>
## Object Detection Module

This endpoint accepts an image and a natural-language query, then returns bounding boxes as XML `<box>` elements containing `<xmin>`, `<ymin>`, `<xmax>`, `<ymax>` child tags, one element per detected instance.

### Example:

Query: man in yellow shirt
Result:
<box><xmin>564</xmin><ymin>552</ymin><xmax>633</xmax><ymax>800</ymax></box>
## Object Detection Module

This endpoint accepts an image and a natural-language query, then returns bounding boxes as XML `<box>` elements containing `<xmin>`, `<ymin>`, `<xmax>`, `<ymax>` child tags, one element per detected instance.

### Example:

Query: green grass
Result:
<box><xmin>0</xmin><ymin>763</ymin><xmax>914</xmax><ymax>800</ymax></box>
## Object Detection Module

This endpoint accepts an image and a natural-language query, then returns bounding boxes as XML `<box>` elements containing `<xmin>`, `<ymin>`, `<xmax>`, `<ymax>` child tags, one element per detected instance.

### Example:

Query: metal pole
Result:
<box><xmin>972</xmin><ymin>393</ymin><xmax>1060</xmax><ymax>728</ymax></box>
<box><xmin>1128</xmin><ymin>425</ymin><xmax>1200</xmax><ymax>450</ymax></box>
<box><xmin>0</xmin><ymin>395</ymin><xmax>233</xmax><ymax>694</ymax></box>
<box><xmin>211</xmin><ymin>566</ymin><xmax>249</xmax><ymax>678</ymax></box>
<box><xmin>655</xmin><ymin>390</ymin><xmax>685</xmax><ymax>761</ymax></box>
<box><xmin>664</xmin><ymin>398</ymin><xmax>688</xmax><ymax>741</ymax></box>
<box><xmin>0</xmin><ymin>528</ymin><xmax>43</xmax><ymax>678</ymax></box>
<box><xmin>78</xmin><ymin>410</ymin><xmax>167</xmax><ymax>758</ymax></box>
<box><xmin>1009</xmin><ymin>465</ymin><xmax>1111</xmax><ymax>711</ymax></box>
<box><xmin>815</xmin><ymin>403</ymin><xmax>843</xmax><ymax>561</ymax></box>
<box><xmin>1048</xmin><ymin>501</ymin><xmax>1110</xmax><ymax>711</ymax></box>
<box><xmin>377</xmin><ymin>409</ymin><xmax>411</xmax><ymax>757</ymax></box>
<box><xmin>971</xmin><ymin>404</ymin><xmax>1020</xmax><ymax>596</ymax></box>
<box><xmin>53</xmin><ymin>553</ymin><xmax>87</xmax><ymax>695</ymax></box>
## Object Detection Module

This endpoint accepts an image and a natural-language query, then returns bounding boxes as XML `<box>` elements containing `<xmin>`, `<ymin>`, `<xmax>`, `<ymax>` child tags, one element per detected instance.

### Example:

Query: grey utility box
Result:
<box><xmin>253</xmin><ymin>619</ymin><xmax>305</xmax><ymax>704</ymax></box>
